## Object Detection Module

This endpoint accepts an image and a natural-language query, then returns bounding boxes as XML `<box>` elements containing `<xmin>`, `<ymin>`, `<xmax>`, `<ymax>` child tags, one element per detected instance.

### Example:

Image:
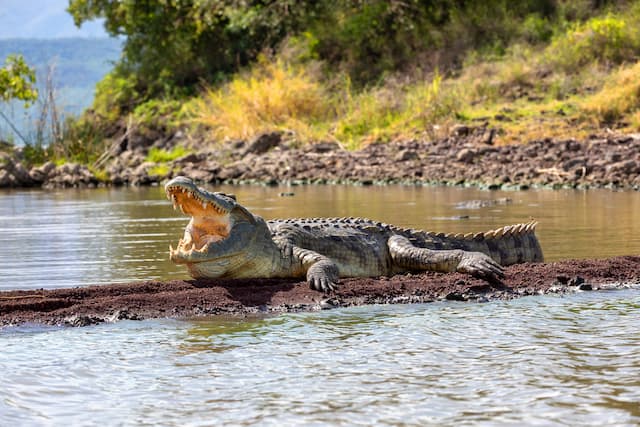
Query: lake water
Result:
<box><xmin>1</xmin><ymin>184</ymin><xmax>640</xmax><ymax>425</ymax></box>
<box><xmin>1</xmin><ymin>184</ymin><xmax>640</xmax><ymax>290</ymax></box>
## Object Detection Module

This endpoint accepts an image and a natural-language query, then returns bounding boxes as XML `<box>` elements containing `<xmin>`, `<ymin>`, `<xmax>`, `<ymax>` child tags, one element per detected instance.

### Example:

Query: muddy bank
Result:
<box><xmin>2</xmin><ymin>130</ymin><xmax>640</xmax><ymax>190</ymax></box>
<box><xmin>1</xmin><ymin>256</ymin><xmax>639</xmax><ymax>328</ymax></box>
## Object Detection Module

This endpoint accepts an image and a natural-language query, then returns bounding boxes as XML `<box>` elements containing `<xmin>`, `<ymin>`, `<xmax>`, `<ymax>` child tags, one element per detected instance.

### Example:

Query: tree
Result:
<box><xmin>0</xmin><ymin>54</ymin><xmax>38</xmax><ymax>145</ymax></box>
<box><xmin>0</xmin><ymin>54</ymin><xmax>38</xmax><ymax>104</ymax></box>
<box><xmin>67</xmin><ymin>0</ymin><xmax>308</xmax><ymax>108</ymax></box>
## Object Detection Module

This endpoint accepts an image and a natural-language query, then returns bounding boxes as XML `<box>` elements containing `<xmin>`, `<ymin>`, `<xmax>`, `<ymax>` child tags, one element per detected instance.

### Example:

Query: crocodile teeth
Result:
<box><xmin>202</xmin><ymin>201</ymin><xmax>208</xmax><ymax>209</ymax></box>
<box><xmin>180</xmin><ymin>204</ymin><xmax>186</xmax><ymax>214</ymax></box>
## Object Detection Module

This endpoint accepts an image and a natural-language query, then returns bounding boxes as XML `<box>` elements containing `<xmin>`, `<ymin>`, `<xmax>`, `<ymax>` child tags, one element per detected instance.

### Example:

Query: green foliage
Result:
<box><xmin>67</xmin><ymin>0</ymin><xmax>312</xmax><ymax>109</ymax></box>
<box><xmin>146</xmin><ymin>146</ymin><xmax>189</xmax><ymax>163</ymax></box>
<box><xmin>21</xmin><ymin>142</ymin><xmax>52</xmax><ymax>166</ymax></box>
<box><xmin>0</xmin><ymin>54</ymin><xmax>37</xmax><ymax>104</ymax></box>
<box><xmin>93</xmin><ymin>68</ymin><xmax>140</xmax><ymax>121</ymax></box>
<box><xmin>546</xmin><ymin>12</ymin><xmax>640</xmax><ymax>71</ymax></box>
<box><xmin>521</xmin><ymin>14</ymin><xmax>554</xmax><ymax>43</ymax></box>
<box><xmin>40</xmin><ymin>113</ymin><xmax>112</xmax><ymax>166</ymax></box>
<box><xmin>70</xmin><ymin>0</ymin><xmax>605</xmax><ymax>113</ymax></box>
<box><xmin>132</xmin><ymin>98</ymin><xmax>184</xmax><ymax>131</ymax></box>
<box><xmin>147</xmin><ymin>163</ymin><xmax>171</xmax><ymax>177</ymax></box>
<box><xmin>88</xmin><ymin>166</ymin><xmax>110</xmax><ymax>182</ymax></box>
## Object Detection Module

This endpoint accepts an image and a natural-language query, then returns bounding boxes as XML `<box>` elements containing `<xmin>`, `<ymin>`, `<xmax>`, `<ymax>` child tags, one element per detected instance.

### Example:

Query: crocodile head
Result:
<box><xmin>165</xmin><ymin>176</ymin><xmax>270</xmax><ymax>278</ymax></box>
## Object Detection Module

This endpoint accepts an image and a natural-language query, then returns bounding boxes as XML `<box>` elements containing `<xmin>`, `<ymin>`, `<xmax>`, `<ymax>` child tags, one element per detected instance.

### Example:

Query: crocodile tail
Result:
<box><xmin>417</xmin><ymin>221</ymin><xmax>544</xmax><ymax>265</ymax></box>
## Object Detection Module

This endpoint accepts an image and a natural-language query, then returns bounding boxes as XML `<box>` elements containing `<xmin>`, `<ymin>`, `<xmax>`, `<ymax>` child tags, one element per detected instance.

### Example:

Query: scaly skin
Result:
<box><xmin>165</xmin><ymin>177</ymin><xmax>544</xmax><ymax>292</ymax></box>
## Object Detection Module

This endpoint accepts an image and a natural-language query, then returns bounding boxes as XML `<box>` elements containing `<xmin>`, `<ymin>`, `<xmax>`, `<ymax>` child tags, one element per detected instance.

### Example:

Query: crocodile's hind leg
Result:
<box><xmin>387</xmin><ymin>235</ymin><xmax>504</xmax><ymax>280</ymax></box>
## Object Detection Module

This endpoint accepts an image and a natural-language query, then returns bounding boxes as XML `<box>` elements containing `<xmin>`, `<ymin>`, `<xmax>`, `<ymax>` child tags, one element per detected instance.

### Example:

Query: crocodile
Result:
<box><xmin>165</xmin><ymin>176</ymin><xmax>544</xmax><ymax>292</ymax></box>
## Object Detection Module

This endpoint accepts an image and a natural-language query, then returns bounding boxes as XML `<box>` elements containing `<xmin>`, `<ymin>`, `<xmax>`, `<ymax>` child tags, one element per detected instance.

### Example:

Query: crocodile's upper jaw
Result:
<box><xmin>165</xmin><ymin>177</ymin><xmax>237</xmax><ymax>261</ymax></box>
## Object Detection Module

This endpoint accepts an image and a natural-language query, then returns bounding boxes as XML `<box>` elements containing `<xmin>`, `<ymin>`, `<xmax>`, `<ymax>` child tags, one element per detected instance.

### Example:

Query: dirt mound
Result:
<box><xmin>2</xmin><ymin>256</ymin><xmax>639</xmax><ymax>328</ymax></box>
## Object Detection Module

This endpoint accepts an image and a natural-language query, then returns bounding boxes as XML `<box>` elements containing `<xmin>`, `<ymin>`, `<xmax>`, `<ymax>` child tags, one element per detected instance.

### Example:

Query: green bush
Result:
<box><xmin>146</xmin><ymin>146</ymin><xmax>189</xmax><ymax>163</ymax></box>
<box><xmin>546</xmin><ymin>13</ymin><xmax>640</xmax><ymax>71</ymax></box>
<box><xmin>93</xmin><ymin>68</ymin><xmax>140</xmax><ymax>121</ymax></box>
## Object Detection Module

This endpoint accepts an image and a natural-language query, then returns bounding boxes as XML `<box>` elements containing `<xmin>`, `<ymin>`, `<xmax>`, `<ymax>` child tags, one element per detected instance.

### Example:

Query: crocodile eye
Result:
<box><xmin>226</xmin><ymin>193</ymin><xmax>237</xmax><ymax>201</ymax></box>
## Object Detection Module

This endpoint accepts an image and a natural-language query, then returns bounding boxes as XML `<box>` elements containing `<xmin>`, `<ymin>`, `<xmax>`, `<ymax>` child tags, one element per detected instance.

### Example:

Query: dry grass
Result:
<box><xmin>581</xmin><ymin>61</ymin><xmax>640</xmax><ymax>126</ymax></box>
<box><xmin>188</xmin><ymin>57</ymin><xmax>330</xmax><ymax>142</ymax></box>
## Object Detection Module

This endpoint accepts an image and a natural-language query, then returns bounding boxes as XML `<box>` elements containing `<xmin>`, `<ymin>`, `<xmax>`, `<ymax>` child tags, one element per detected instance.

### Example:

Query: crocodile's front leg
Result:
<box><xmin>388</xmin><ymin>235</ymin><xmax>504</xmax><ymax>280</ymax></box>
<box><xmin>291</xmin><ymin>246</ymin><xmax>340</xmax><ymax>292</ymax></box>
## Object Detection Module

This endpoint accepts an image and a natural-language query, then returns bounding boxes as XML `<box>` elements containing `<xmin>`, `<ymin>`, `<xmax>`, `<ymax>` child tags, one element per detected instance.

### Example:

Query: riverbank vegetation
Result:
<box><xmin>9</xmin><ymin>0</ymin><xmax>640</xmax><ymax>169</ymax></box>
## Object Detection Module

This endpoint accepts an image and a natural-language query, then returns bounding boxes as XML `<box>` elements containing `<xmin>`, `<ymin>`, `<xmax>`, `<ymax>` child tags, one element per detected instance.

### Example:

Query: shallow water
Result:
<box><xmin>1</xmin><ymin>184</ymin><xmax>640</xmax><ymax>290</ymax></box>
<box><xmin>1</xmin><ymin>289</ymin><xmax>639</xmax><ymax>426</ymax></box>
<box><xmin>1</xmin><ymin>185</ymin><xmax>640</xmax><ymax>425</ymax></box>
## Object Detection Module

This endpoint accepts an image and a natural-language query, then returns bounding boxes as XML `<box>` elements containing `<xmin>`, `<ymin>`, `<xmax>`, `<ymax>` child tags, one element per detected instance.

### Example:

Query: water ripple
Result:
<box><xmin>1</xmin><ymin>289</ymin><xmax>639</xmax><ymax>426</ymax></box>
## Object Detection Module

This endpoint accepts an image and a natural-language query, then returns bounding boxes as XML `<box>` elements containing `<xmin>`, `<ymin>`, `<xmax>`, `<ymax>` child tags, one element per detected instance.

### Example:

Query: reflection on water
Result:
<box><xmin>1</xmin><ymin>289</ymin><xmax>639</xmax><ymax>425</ymax></box>
<box><xmin>1</xmin><ymin>185</ymin><xmax>640</xmax><ymax>290</ymax></box>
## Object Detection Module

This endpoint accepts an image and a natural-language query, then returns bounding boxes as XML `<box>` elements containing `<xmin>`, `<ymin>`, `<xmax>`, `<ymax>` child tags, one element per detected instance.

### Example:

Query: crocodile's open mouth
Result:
<box><xmin>165</xmin><ymin>178</ymin><xmax>236</xmax><ymax>258</ymax></box>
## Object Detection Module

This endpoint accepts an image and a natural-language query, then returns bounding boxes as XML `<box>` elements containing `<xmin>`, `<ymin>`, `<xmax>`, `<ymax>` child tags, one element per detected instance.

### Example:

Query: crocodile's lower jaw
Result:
<box><xmin>186</xmin><ymin>260</ymin><xmax>229</xmax><ymax>278</ymax></box>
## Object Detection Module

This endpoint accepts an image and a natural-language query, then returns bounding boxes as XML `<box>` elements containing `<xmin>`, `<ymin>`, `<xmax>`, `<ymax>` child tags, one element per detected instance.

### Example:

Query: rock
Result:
<box><xmin>456</xmin><ymin>148</ymin><xmax>476</xmax><ymax>163</ymax></box>
<box><xmin>395</xmin><ymin>149</ymin><xmax>419</xmax><ymax>161</ymax></box>
<box><xmin>306</xmin><ymin>141</ymin><xmax>340</xmax><ymax>153</ymax></box>
<box><xmin>29</xmin><ymin>161</ymin><xmax>56</xmax><ymax>183</ymax></box>
<box><xmin>451</xmin><ymin>124</ymin><xmax>471</xmax><ymax>137</ymax></box>
<box><xmin>243</xmin><ymin>131</ymin><xmax>282</xmax><ymax>155</ymax></box>
<box><xmin>445</xmin><ymin>292</ymin><xmax>468</xmax><ymax>301</ymax></box>
<box><xmin>2</xmin><ymin>158</ymin><xmax>34</xmax><ymax>186</ymax></box>
<box><xmin>481</xmin><ymin>128</ymin><xmax>495</xmax><ymax>145</ymax></box>
<box><xmin>0</xmin><ymin>169</ymin><xmax>15</xmax><ymax>187</ymax></box>
<box><xmin>562</xmin><ymin>157</ymin><xmax>586</xmax><ymax>171</ymax></box>
<box><xmin>43</xmin><ymin>163</ymin><xmax>98</xmax><ymax>188</ymax></box>
<box><xmin>174</xmin><ymin>152</ymin><xmax>205</xmax><ymax>165</ymax></box>
<box><xmin>606</xmin><ymin>160</ymin><xmax>639</xmax><ymax>175</ymax></box>
<box><xmin>218</xmin><ymin>160</ymin><xmax>250</xmax><ymax>180</ymax></box>
<box><xmin>64</xmin><ymin>314</ymin><xmax>103</xmax><ymax>327</ymax></box>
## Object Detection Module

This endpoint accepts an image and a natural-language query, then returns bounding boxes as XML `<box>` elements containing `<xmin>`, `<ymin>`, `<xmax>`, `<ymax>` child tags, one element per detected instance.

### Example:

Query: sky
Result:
<box><xmin>0</xmin><ymin>0</ymin><xmax>107</xmax><ymax>39</ymax></box>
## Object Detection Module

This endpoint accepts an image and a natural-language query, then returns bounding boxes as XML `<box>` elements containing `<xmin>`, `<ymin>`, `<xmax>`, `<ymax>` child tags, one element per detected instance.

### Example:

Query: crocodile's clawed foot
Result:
<box><xmin>309</xmin><ymin>276</ymin><xmax>339</xmax><ymax>293</ymax></box>
<box><xmin>457</xmin><ymin>252</ymin><xmax>505</xmax><ymax>281</ymax></box>
<box><xmin>307</xmin><ymin>260</ymin><xmax>340</xmax><ymax>293</ymax></box>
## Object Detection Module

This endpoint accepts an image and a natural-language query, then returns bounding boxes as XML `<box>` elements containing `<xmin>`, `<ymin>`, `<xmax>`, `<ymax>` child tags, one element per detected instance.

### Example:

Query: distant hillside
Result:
<box><xmin>0</xmin><ymin>37</ymin><xmax>121</xmax><ymax>103</ymax></box>
<box><xmin>0</xmin><ymin>0</ymin><xmax>107</xmax><ymax>39</ymax></box>
<box><xmin>0</xmin><ymin>37</ymin><xmax>121</xmax><ymax>144</ymax></box>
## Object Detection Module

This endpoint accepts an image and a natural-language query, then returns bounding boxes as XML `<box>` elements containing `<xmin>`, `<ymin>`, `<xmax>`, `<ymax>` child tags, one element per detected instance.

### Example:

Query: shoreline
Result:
<box><xmin>2</xmin><ymin>256</ymin><xmax>639</xmax><ymax>328</ymax></box>
<box><xmin>2</xmin><ymin>131</ymin><xmax>640</xmax><ymax>191</ymax></box>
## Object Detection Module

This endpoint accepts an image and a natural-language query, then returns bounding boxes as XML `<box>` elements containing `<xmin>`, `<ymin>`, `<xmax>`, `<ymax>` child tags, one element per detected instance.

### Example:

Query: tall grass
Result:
<box><xmin>188</xmin><ymin>57</ymin><xmax>331</xmax><ymax>142</ymax></box>
<box><xmin>189</xmin><ymin>59</ymin><xmax>465</xmax><ymax>149</ymax></box>
<box><xmin>581</xmin><ymin>61</ymin><xmax>640</xmax><ymax>125</ymax></box>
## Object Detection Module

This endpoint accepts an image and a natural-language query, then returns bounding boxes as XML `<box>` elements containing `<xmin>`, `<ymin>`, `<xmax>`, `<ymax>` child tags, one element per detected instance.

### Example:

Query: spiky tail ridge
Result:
<box><xmin>408</xmin><ymin>221</ymin><xmax>543</xmax><ymax>265</ymax></box>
